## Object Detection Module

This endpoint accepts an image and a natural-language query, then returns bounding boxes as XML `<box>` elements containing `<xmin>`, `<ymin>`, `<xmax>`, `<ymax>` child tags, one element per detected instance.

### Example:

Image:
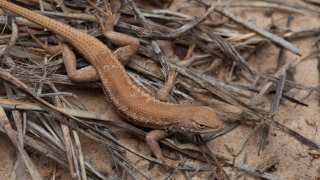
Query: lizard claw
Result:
<box><xmin>166</xmin><ymin>70</ymin><xmax>179</xmax><ymax>84</ymax></box>
<box><xmin>26</xmin><ymin>27</ymin><xmax>62</xmax><ymax>54</ymax></box>
<box><xmin>101</xmin><ymin>1</ymin><xmax>118</xmax><ymax>32</ymax></box>
<box><xmin>160</xmin><ymin>158</ymin><xmax>181</xmax><ymax>169</ymax></box>
<box><xmin>156</xmin><ymin>70</ymin><xmax>179</xmax><ymax>102</ymax></box>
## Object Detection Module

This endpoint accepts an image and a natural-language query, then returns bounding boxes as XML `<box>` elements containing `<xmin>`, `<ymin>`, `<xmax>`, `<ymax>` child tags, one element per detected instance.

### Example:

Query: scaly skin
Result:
<box><xmin>0</xmin><ymin>1</ymin><xmax>222</xmax><ymax>165</ymax></box>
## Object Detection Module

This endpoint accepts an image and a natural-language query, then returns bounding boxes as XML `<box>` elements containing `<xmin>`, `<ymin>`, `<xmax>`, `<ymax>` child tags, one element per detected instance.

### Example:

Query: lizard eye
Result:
<box><xmin>196</xmin><ymin>124</ymin><xmax>206</xmax><ymax>129</ymax></box>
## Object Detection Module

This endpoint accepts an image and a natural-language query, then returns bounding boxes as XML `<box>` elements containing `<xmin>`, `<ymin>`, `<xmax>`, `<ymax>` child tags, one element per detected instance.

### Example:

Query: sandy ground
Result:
<box><xmin>0</xmin><ymin>1</ymin><xmax>320</xmax><ymax>179</ymax></box>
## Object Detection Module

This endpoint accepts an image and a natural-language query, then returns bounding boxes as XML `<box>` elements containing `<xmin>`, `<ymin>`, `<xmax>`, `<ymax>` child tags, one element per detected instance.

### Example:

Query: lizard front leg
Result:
<box><xmin>60</xmin><ymin>44</ymin><xmax>100</xmax><ymax>82</ymax></box>
<box><xmin>156</xmin><ymin>70</ymin><xmax>179</xmax><ymax>102</ymax></box>
<box><xmin>146</xmin><ymin>130</ymin><xmax>168</xmax><ymax>161</ymax></box>
<box><xmin>146</xmin><ymin>130</ymin><xmax>180</xmax><ymax>168</ymax></box>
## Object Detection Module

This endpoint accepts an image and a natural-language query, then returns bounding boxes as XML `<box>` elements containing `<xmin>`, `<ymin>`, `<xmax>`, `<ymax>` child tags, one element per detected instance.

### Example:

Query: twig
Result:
<box><xmin>0</xmin><ymin>107</ymin><xmax>43</xmax><ymax>180</ymax></box>
<box><xmin>234</xmin><ymin>163</ymin><xmax>279</xmax><ymax>180</ymax></box>
<box><xmin>214</xmin><ymin>6</ymin><xmax>301</xmax><ymax>55</ymax></box>
<box><xmin>0</xmin><ymin>98</ymin><xmax>113</xmax><ymax>121</ymax></box>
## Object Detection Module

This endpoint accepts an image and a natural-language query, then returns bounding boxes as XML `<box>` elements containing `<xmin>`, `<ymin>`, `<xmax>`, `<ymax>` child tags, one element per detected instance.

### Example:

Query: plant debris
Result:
<box><xmin>0</xmin><ymin>0</ymin><xmax>319</xmax><ymax>179</ymax></box>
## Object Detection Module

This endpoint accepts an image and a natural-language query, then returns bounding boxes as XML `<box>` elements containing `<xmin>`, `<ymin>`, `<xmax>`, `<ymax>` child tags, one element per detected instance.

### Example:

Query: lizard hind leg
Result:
<box><xmin>60</xmin><ymin>45</ymin><xmax>100</xmax><ymax>83</ymax></box>
<box><xmin>99</xmin><ymin>1</ymin><xmax>140</xmax><ymax>65</ymax></box>
<box><xmin>27</xmin><ymin>28</ymin><xmax>99</xmax><ymax>83</ymax></box>
<box><xmin>156</xmin><ymin>70</ymin><xmax>179</xmax><ymax>102</ymax></box>
<box><xmin>26</xmin><ymin>27</ymin><xmax>61</xmax><ymax>55</ymax></box>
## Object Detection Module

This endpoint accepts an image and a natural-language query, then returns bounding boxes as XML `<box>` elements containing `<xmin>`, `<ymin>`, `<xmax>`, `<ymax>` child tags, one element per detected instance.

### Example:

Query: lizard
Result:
<box><xmin>0</xmin><ymin>1</ymin><xmax>222</xmax><ymax>166</ymax></box>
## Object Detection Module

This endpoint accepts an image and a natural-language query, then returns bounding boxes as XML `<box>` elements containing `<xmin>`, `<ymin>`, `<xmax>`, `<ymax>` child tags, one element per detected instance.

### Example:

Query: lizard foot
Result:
<box><xmin>100</xmin><ymin>1</ymin><xmax>118</xmax><ymax>32</ymax></box>
<box><xmin>166</xmin><ymin>70</ymin><xmax>179</xmax><ymax>86</ymax></box>
<box><xmin>146</xmin><ymin>130</ymin><xmax>182</xmax><ymax>169</ymax></box>
<box><xmin>160</xmin><ymin>158</ymin><xmax>181</xmax><ymax>169</ymax></box>
<box><xmin>26</xmin><ymin>27</ymin><xmax>62</xmax><ymax>54</ymax></box>
<box><xmin>156</xmin><ymin>70</ymin><xmax>179</xmax><ymax>102</ymax></box>
<box><xmin>27</xmin><ymin>26</ymin><xmax>99</xmax><ymax>82</ymax></box>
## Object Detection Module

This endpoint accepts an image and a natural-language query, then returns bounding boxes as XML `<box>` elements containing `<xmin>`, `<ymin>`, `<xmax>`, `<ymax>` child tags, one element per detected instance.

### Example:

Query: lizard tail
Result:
<box><xmin>0</xmin><ymin>1</ymin><xmax>88</xmax><ymax>44</ymax></box>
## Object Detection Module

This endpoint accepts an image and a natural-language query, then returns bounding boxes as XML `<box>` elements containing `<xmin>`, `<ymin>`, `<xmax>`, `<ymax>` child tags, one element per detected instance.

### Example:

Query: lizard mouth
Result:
<box><xmin>174</xmin><ymin>126</ymin><xmax>223</xmax><ymax>134</ymax></box>
<box><xmin>189</xmin><ymin>128</ymin><xmax>222</xmax><ymax>134</ymax></box>
<box><xmin>165</xmin><ymin>124</ymin><xmax>223</xmax><ymax>134</ymax></box>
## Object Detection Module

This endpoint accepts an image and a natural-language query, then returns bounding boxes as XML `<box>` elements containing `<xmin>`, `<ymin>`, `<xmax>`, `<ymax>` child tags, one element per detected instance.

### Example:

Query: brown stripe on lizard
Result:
<box><xmin>0</xmin><ymin>1</ymin><xmax>223</xmax><ymax>167</ymax></box>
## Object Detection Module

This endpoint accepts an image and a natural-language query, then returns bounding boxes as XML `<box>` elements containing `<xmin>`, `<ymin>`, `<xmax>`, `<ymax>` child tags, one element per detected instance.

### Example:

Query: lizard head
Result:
<box><xmin>178</xmin><ymin>106</ymin><xmax>223</xmax><ymax>133</ymax></box>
